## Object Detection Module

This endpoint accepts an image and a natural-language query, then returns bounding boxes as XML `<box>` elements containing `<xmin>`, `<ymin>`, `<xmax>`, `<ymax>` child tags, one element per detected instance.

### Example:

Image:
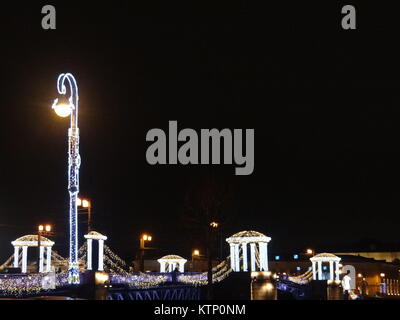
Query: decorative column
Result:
<box><xmin>312</xmin><ymin>261</ymin><xmax>316</xmax><ymax>280</ymax></box>
<box><xmin>242</xmin><ymin>243</ymin><xmax>248</xmax><ymax>272</ymax></box>
<box><xmin>250</xmin><ymin>243</ymin><xmax>256</xmax><ymax>271</ymax></box>
<box><xmin>230</xmin><ymin>243</ymin><xmax>235</xmax><ymax>271</ymax></box>
<box><xmin>39</xmin><ymin>245</ymin><xmax>45</xmax><ymax>273</ymax></box>
<box><xmin>317</xmin><ymin>260</ymin><xmax>322</xmax><ymax>280</ymax></box>
<box><xmin>264</xmin><ymin>242</ymin><xmax>269</xmax><ymax>271</ymax></box>
<box><xmin>179</xmin><ymin>262</ymin><xmax>185</xmax><ymax>272</ymax></box>
<box><xmin>13</xmin><ymin>246</ymin><xmax>19</xmax><ymax>268</ymax></box>
<box><xmin>160</xmin><ymin>262</ymin><xmax>166</xmax><ymax>272</ymax></box>
<box><xmin>258</xmin><ymin>243</ymin><xmax>263</xmax><ymax>271</ymax></box>
<box><xmin>234</xmin><ymin>244</ymin><xmax>240</xmax><ymax>272</ymax></box>
<box><xmin>329</xmin><ymin>260</ymin><xmax>334</xmax><ymax>280</ymax></box>
<box><xmin>46</xmin><ymin>246</ymin><xmax>52</xmax><ymax>272</ymax></box>
<box><xmin>87</xmin><ymin>238</ymin><xmax>93</xmax><ymax>270</ymax></box>
<box><xmin>335</xmin><ymin>261</ymin><xmax>340</xmax><ymax>280</ymax></box>
<box><xmin>98</xmin><ymin>239</ymin><xmax>104</xmax><ymax>271</ymax></box>
<box><xmin>259</xmin><ymin>242</ymin><xmax>268</xmax><ymax>271</ymax></box>
<box><xmin>22</xmin><ymin>246</ymin><xmax>28</xmax><ymax>273</ymax></box>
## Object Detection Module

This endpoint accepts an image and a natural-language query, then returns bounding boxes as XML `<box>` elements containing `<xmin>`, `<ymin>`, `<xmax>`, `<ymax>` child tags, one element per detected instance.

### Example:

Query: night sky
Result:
<box><xmin>1</xmin><ymin>1</ymin><xmax>400</xmax><ymax>264</ymax></box>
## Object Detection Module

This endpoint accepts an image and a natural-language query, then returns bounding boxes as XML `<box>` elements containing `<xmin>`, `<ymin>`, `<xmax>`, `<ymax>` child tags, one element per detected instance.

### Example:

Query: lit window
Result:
<box><xmin>275</xmin><ymin>256</ymin><xmax>280</xmax><ymax>261</ymax></box>
<box><xmin>293</xmin><ymin>254</ymin><xmax>299</xmax><ymax>259</ymax></box>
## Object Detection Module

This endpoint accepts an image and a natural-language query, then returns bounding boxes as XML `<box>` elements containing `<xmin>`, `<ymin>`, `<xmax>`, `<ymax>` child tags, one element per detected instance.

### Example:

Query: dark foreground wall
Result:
<box><xmin>211</xmin><ymin>273</ymin><xmax>251</xmax><ymax>300</ymax></box>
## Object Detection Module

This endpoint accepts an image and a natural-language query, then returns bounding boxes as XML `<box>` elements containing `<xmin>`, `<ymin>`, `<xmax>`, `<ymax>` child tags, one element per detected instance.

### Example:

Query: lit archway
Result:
<box><xmin>310</xmin><ymin>253</ymin><xmax>341</xmax><ymax>281</ymax></box>
<box><xmin>157</xmin><ymin>255</ymin><xmax>187</xmax><ymax>272</ymax></box>
<box><xmin>11</xmin><ymin>235</ymin><xmax>55</xmax><ymax>273</ymax></box>
<box><xmin>84</xmin><ymin>231</ymin><xmax>107</xmax><ymax>271</ymax></box>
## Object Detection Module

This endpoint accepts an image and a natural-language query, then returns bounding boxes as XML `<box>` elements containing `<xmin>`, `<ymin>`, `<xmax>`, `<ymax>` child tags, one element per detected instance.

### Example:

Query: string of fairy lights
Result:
<box><xmin>110</xmin><ymin>272</ymin><xmax>169</xmax><ymax>289</ymax></box>
<box><xmin>177</xmin><ymin>257</ymin><xmax>233</xmax><ymax>286</ymax></box>
<box><xmin>288</xmin><ymin>269</ymin><xmax>313</xmax><ymax>285</ymax></box>
<box><xmin>104</xmin><ymin>256</ymin><xmax>128</xmax><ymax>274</ymax></box>
<box><xmin>0</xmin><ymin>272</ymin><xmax>71</xmax><ymax>296</ymax></box>
<box><xmin>104</xmin><ymin>245</ymin><xmax>127</xmax><ymax>267</ymax></box>
<box><xmin>0</xmin><ymin>254</ymin><xmax>16</xmax><ymax>271</ymax></box>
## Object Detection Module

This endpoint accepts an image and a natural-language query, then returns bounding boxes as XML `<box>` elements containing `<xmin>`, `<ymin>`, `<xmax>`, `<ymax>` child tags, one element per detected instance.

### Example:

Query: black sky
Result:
<box><xmin>1</xmin><ymin>1</ymin><xmax>400</xmax><ymax>263</ymax></box>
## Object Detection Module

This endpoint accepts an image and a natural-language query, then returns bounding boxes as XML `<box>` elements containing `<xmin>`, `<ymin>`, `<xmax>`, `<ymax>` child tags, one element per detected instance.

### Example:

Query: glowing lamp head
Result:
<box><xmin>77</xmin><ymin>198</ymin><xmax>82</xmax><ymax>206</ymax></box>
<box><xmin>210</xmin><ymin>221</ymin><xmax>219</xmax><ymax>228</ymax></box>
<box><xmin>193</xmin><ymin>249</ymin><xmax>200</xmax><ymax>256</ymax></box>
<box><xmin>143</xmin><ymin>234</ymin><xmax>148</xmax><ymax>241</ymax></box>
<box><xmin>52</xmin><ymin>98</ymin><xmax>73</xmax><ymax>118</ymax></box>
<box><xmin>147</xmin><ymin>236</ymin><xmax>152</xmax><ymax>241</ymax></box>
<box><xmin>45</xmin><ymin>225</ymin><xmax>52</xmax><ymax>232</ymax></box>
<box><xmin>38</xmin><ymin>225</ymin><xmax>44</xmax><ymax>232</ymax></box>
<box><xmin>380</xmin><ymin>273</ymin><xmax>385</xmax><ymax>278</ymax></box>
<box><xmin>306</xmin><ymin>249</ymin><xmax>313</xmax><ymax>255</ymax></box>
<box><xmin>82</xmin><ymin>200</ymin><xmax>90</xmax><ymax>208</ymax></box>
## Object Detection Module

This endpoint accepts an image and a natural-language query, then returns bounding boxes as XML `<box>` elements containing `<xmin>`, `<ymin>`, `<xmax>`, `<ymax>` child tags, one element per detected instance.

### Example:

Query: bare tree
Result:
<box><xmin>181</xmin><ymin>175</ymin><xmax>235</xmax><ymax>299</ymax></box>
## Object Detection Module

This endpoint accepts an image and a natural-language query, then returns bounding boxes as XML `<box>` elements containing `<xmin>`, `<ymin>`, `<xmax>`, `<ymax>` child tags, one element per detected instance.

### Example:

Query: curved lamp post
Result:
<box><xmin>51</xmin><ymin>73</ymin><xmax>81</xmax><ymax>284</ymax></box>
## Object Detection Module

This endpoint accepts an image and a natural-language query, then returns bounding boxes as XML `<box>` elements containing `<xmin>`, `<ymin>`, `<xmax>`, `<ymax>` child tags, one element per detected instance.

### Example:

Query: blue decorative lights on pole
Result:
<box><xmin>51</xmin><ymin>73</ymin><xmax>81</xmax><ymax>284</ymax></box>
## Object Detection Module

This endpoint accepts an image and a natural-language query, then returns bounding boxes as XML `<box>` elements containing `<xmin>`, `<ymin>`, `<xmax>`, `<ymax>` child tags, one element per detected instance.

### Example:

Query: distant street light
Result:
<box><xmin>191</xmin><ymin>249</ymin><xmax>201</xmax><ymax>271</ymax></box>
<box><xmin>306</xmin><ymin>248</ymin><xmax>314</xmax><ymax>255</ymax></box>
<box><xmin>51</xmin><ymin>73</ymin><xmax>81</xmax><ymax>284</ymax></box>
<box><xmin>140</xmin><ymin>234</ymin><xmax>152</xmax><ymax>248</ymax></box>
<box><xmin>139</xmin><ymin>234</ymin><xmax>153</xmax><ymax>272</ymax></box>
<box><xmin>77</xmin><ymin>197</ymin><xmax>92</xmax><ymax>233</ymax></box>
<box><xmin>37</xmin><ymin>224</ymin><xmax>52</xmax><ymax>273</ymax></box>
<box><xmin>209</xmin><ymin>221</ymin><xmax>219</xmax><ymax>228</ymax></box>
<box><xmin>380</xmin><ymin>273</ymin><xmax>387</xmax><ymax>295</ymax></box>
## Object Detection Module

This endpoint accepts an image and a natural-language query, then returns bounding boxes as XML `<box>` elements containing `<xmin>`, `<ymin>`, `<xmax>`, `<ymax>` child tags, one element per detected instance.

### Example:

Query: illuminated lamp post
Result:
<box><xmin>77</xmin><ymin>198</ymin><xmax>92</xmax><ymax>233</ymax></box>
<box><xmin>380</xmin><ymin>273</ymin><xmax>386</xmax><ymax>295</ymax></box>
<box><xmin>139</xmin><ymin>234</ymin><xmax>152</xmax><ymax>272</ymax></box>
<box><xmin>192</xmin><ymin>249</ymin><xmax>200</xmax><ymax>271</ymax></box>
<box><xmin>37</xmin><ymin>224</ymin><xmax>52</xmax><ymax>273</ymax></box>
<box><xmin>306</xmin><ymin>248</ymin><xmax>315</xmax><ymax>255</ymax></box>
<box><xmin>51</xmin><ymin>73</ymin><xmax>81</xmax><ymax>284</ymax></box>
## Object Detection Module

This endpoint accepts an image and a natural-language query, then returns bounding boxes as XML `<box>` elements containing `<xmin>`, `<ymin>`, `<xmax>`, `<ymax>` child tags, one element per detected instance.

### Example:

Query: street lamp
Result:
<box><xmin>77</xmin><ymin>197</ymin><xmax>92</xmax><ymax>233</ymax></box>
<box><xmin>380</xmin><ymin>273</ymin><xmax>386</xmax><ymax>295</ymax></box>
<box><xmin>140</xmin><ymin>234</ymin><xmax>152</xmax><ymax>249</ymax></box>
<box><xmin>37</xmin><ymin>224</ymin><xmax>52</xmax><ymax>273</ymax></box>
<box><xmin>209</xmin><ymin>221</ymin><xmax>219</xmax><ymax>228</ymax></box>
<box><xmin>51</xmin><ymin>73</ymin><xmax>81</xmax><ymax>284</ymax></box>
<box><xmin>139</xmin><ymin>234</ymin><xmax>152</xmax><ymax>272</ymax></box>
<box><xmin>192</xmin><ymin>249</ymin><xmax>200</xmax><ymax>271</ymax></box>
<box><xmin>306</xmin><ymin>248</ymin><xmax>314</xmax><ymax>255</ymax></box>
